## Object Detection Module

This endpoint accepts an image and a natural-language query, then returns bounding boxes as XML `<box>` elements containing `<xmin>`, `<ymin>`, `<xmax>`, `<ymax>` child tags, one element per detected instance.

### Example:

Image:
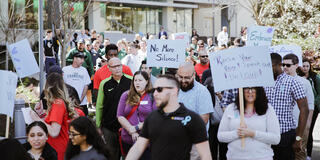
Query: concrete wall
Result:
<box><xmin>193</xmin><ymin>4</ymin><xmax>214</xmax><ymax>37</ymax></box>
<box><xmin>213</xmin><ymin>1</ymin><xmax>256</xmax><ymax>38</ymax></box>
<box><xmin>89</xmin><ymin>2</ymin><xmax>107</xmax><ymax>33</ymax></box>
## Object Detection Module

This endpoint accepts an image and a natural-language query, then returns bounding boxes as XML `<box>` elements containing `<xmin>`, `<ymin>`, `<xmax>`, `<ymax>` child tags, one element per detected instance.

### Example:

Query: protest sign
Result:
<box><xmin>7</xmin><ymin>39</ymin><xmax>40</xmax><ymax>78</ymax></box>
<box><xmin>0</xmin><ymin>70</ymin><xmax>18</xmax><ymax>118</ymax></box>
<box><xmin>147</xmin><ymin>39</ymin><xmax>186</xmax><ymax>68</ymax></box>
<box><xmin>210</xmin><ymin>46</ymin><xmax>274</xmax><ymax>92</ymax></box>
<box><xmin>269</xmin><ymin>45</ymin><xmax>302</xmax><ymax>66</ymax></box>
<box><xmin>247</xmin><ymin>26</ymin><xmax>274</xmax><ymax>46</ymax></box>
<box><xmin>173</xmin><ymin>32</ymin><xmax>189</xmax><ymax>46</ymax></box>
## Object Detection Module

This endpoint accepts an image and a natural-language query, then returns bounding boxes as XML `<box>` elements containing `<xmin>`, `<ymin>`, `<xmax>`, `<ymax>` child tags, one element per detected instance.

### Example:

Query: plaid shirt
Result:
<box><xmin>265</xmin><ymin>73</ymin><xmax>306</xmax><ymax>134</ymax></box>
<box><xmin>220</xmin><ymin>88</ymin><xmax>238</xmax><ymax>107</ymax></box>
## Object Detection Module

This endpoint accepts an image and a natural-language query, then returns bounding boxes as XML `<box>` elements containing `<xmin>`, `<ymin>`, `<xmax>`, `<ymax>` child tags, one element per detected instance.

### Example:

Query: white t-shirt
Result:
<box><xmin>292</xmin><ymin>75</ymin><xmax>314</xmax><ymax>127</ymax></box>
<box><xmin>62</xmin><ymin>65</ymin><xmax>91</xmax><ymax>105</ymax></box>
<box><xmin>121</xmin><ymin>53</ymin><xmax>143</xmax><ymax>74</ymax></box>
<box><xmin>217</xmin><ymin>31</ymin><xmax>228</xmax><ymax>47</ymax></box>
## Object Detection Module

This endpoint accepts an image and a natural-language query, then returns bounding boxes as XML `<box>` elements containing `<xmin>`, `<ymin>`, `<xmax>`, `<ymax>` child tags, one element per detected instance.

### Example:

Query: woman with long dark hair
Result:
<box><xmin>300</xmin><ymin>58</ymin><xmax>320</xmax><ymax>159</ymax></box>
<box><xmin>30</xmin><ymin>73</ymin><xmax>78</xmax><ymax>160</ymax></box>
<box><xmin>218</xmin><ymin>87</ymin><xmax>280</xmax><ymax>160</ymax></box>
<box><xmin>117</xmin><ymin>71</ymin><xmax>156</xmax><ymax>159</ymax></box>
<box><xmin>23</xmin><ymin>121</ymin><xmax>57</xmax><ymax>160</ymax></box>
<box><xmin>65</xmin><ymin>116</ymin><xmax>109</xmax><ymax>160</ymax></box>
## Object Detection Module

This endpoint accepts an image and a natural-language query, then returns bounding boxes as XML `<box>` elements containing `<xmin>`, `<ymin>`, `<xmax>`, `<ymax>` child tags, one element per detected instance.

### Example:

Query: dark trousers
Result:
<box><xmin>209</xmin><ymin>122</ymin><xmax>227</xmax><ymax>160</ymax></box>
<box><xmin>272</xmin><ymin>129</ymin><xmax>296</xmax><ymax>160</ymax></box>
<box><xmin>80</xmin><ymin>105</ymin><xmax>88</xmax><ymax>116</ymax></box>
<box><xmin>122</xmin><ymin>141</ymin><xmax>151</xmax><ymax>160</ymax></box>
<box><xmin>307</xmin><ymin>106</ymin><xmax>319</xmax><ymax>157</ymax></box>
<box><xmin>45</xmin><ymin>57</ymin><xmax>56</xmax><ymax>73</ymax></box>
<box><xmin>102</xmin><ymin>127</ymin><xmax>121</xmax><ymax>160</ymax></box>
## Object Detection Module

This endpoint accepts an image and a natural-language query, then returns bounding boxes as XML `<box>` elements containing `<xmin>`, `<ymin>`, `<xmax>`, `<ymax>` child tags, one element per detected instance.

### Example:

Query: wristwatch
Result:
<box><xmin>296</xmin><ymin>136</ymin><xmax>302</xmax><ymax>141</ymax></box>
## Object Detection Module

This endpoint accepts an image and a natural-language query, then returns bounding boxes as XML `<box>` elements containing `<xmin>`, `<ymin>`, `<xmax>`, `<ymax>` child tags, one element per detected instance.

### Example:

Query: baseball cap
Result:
<box><xmin>78</xmin><ymin>39</ymin><xmax>85</xmax><ymax>44</ymax></box>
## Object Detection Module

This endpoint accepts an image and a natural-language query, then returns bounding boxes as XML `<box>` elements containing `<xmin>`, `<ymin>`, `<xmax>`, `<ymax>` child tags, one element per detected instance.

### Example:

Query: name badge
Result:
<box><xmin>140</xmin><ymin>101</ymin><xmax>148</xmax><ymax>105</ymax></box>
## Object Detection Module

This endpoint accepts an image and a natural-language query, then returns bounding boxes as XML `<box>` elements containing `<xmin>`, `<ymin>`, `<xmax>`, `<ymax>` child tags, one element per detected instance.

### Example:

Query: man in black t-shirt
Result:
<box><xmin>126</xmin><ymin>74</ymin><xmax>212</xmax><ymax>160</ymax></box>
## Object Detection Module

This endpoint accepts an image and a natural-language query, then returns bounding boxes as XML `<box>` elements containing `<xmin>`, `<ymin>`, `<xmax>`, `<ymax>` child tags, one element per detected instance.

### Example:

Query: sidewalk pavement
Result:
<box><xmin>312</xmin><ymin>114</ymin><xmax>320</xmax><ymax>159</ymax></box>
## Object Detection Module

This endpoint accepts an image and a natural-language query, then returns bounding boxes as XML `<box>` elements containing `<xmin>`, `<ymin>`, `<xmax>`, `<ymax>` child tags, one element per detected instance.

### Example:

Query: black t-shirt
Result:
<box><xmin>140</xmin><ymin>103</ymin><xmax>207</xmax><ymax>160</ymax></box>
<box><xmin>44</xmin><ymin>39</ymin><xmax>54</xmax><ymax>56</ymax></box>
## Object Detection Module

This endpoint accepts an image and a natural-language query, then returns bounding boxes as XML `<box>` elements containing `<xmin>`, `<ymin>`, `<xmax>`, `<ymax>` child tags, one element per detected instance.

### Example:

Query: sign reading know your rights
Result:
<box><xmin>146</xmin><ymin>39</ymin><xmax>186</xmax><ymax>68</ymax></box>
<box><xmin>210</xmin><ymin>46</ymin><xmax>275</xmax><ymax>92</ymax></box>
<box><xmin>0</xmin><ymin>70</ymin><xmax>18</xmax><ymax>118</ymax></box>
<box><xmin>247</xmin><ymin>26</ymin><xmax>274</xmax><ymax>46</ymax></box>
<box><xmin>8</xmin><ymin>39</ymin><xmax>40</xmax><ymax>78</ymax></box>
<box><xmin>269</xmin><ymin>45</ymin><xmax>303</xmax><ymax>66</ymax></box>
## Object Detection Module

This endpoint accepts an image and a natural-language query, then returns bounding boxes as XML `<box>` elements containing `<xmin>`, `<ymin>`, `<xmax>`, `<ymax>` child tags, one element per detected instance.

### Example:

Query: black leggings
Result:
<box><xmin>307</xmin><ymin>106</ymin><xmax>319</xmax><ymax>157</ymax></box>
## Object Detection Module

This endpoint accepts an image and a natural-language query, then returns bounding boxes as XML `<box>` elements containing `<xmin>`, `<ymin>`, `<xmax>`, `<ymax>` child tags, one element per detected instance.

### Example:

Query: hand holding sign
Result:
<box><xmin>7</xmin><ymin>39</ymin><xmax>40</xmax><ymax>78</ymax></box>
<box><xmin>0</xmin><ymin>70</ymin><xmax>18</xmax><ymax>118</ymax></box>
<box><xmin>269</xmin><ymin>45</ymin><xmax>303</xmax><ymax>66</ymax></box>
<box><xmin>247</xmin><ymin>26</ymin><xmax>274</xmax><ymax>46</ymax></box>
<box><xmin>210</xmin><ymin>46</ymin><xmax>274</xmax><ymax>92</ymax></box>
<box><xmin>147</xmin><ymin>40</ymin><xmax>186</xmax><ymax>68</ymax></box>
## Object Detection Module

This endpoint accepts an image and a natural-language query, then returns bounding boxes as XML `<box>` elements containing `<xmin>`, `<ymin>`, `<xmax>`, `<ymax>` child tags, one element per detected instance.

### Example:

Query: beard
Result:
<box><xmin>180</xmin><ymin>80</ymin><xmax>194</xmax><ymax>92</ymax></box>
<box><xmin>157</xmin><ymin>100</ymin><xmax>168</xmax><ymax>110</ymax></box>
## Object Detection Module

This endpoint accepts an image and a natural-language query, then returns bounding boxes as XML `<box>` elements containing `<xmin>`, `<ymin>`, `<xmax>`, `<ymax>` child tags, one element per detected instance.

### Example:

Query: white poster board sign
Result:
<box><xmin>147</xmin><ymin>40</ymin><xmax>186</xmax><ymax>68</ymax></box>
<box><xmin>269</xmin><ymin>45</ymin><xmax>303</xmax><ymax>66</ymax></box>
<box><xmin>0</xmin><ymin>70</ymin><xmax>18</xmax><ymax>118</ymax></box>
<box><xmin>173</xmin><ymin>32</ymin><xmax>189</xmax><ymax>46</ymax></box>
<box><xmin>247</xmin><ymin>26</ymin><xmax>274</xmax><ymax>46</ymax></box>
<box><xmin>210</xmin><ymin>46</ymin><xmax>274</xmax><ymax>92</ymax></box>
<box><xmin>8</xmin><ymin>39</ymin><xmax>40</xmax><ymax>78</ymax></box>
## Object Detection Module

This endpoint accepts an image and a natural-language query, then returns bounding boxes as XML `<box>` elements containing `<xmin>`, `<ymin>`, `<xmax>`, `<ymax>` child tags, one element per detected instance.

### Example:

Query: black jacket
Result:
<box><xmin>23</xmin><ymin>142</ymin><xmax>57</xmax><ymax>160</ymax></box>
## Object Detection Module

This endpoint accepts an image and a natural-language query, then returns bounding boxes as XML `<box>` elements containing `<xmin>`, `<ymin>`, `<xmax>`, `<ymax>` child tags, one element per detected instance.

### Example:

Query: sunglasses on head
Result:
<box><xmin>151</xmin><ymin>86</ymin><xmax>174</xmax><ymax>93</ymax></box>
<box><xmin>282</xmin><ymin>63</ymin><xmax>294</xmax><ymax>67</ymax></box>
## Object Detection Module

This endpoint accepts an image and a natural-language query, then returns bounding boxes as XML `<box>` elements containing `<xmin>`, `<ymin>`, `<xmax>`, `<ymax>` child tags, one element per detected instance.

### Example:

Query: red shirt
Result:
<box><xmin>93</xmin><ymin>64</ymin><xmax>133</xmax><ymax>90</ymax></box>
<box><xmin>45</xmin><ymin>99</ymin><xmax>69</xmax><ymax>160</ymax></box>
<box><xmin>194</xmin><ymin>63</ymin><xmax>209</xmax><ymax>83</ymax></box>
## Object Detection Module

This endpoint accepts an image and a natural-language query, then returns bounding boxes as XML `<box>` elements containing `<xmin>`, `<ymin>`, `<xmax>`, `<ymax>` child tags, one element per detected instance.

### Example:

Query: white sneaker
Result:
<box><xmin>306</xmin><ymin>156</ymin><xmax>311</xmax><ymax>160</ymax></box>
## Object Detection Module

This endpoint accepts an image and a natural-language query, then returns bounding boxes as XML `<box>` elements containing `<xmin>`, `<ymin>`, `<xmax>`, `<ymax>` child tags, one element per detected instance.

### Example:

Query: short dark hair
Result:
<box><xmin>283</xmin><ymin>53</ymin><xmax>299</xmax><ymax>64</ymax></box>
<box><xmin>105</xmin><ymin>44</ymin><xmax>118</xmax><ymax>56</ymax></box>
<box><xmin>157</xmin><ymin>74</ymin><xmax>180</xmax><ymax>88</ymax></box>
<box><xmin>235</xmin><ymin>87</ymin><xmax>268</xmax><ymax>115</ymax></box>
<box><xmin>65</xmin><ymin>117</ymin><xmax>109</xmax><ymax>159</ymax></box>
<box><xmin>270</xmin><ymin>53</ymin><xmax>282</xmax><ymax>65</ymax></box>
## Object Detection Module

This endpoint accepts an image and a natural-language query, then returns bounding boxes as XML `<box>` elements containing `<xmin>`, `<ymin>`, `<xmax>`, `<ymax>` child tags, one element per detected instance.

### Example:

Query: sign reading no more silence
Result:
<box><xmin>146</xmin><ymin>40</ymin><xmax>186</xmax><ymax>68</ymax></box>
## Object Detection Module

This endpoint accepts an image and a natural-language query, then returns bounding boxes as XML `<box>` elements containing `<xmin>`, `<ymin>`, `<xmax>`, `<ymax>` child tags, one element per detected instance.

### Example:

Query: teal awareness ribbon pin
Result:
<box><xmin>181</xmin><ymin>116</ymin><xmax>191</xmax><ymax>126</ymax></box>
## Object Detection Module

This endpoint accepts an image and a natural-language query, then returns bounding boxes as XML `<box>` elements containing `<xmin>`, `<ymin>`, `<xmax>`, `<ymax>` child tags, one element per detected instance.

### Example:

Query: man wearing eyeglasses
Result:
<box><xmin>195</xmin><ymin>50</ymin><xmax>210</xmax><ymax>83</ymax></box>
<box><xmin>126</xmin><ymin>74</ymin><xmax>212</xmax><ymax>160</ymax></box>
<box><xmin>176</xmin><ymin>62</ymin><xmax>214</xmax><ymax>160</ymax></box>
<box><xmin>93</xmin><ymin>44</ymin><xmax>133</xmax><ymax>106</ymax></box>
<box><xmin>96</xmin><ymin>57</ymin><xmax>132</xmax><ymax>160</ymax></box>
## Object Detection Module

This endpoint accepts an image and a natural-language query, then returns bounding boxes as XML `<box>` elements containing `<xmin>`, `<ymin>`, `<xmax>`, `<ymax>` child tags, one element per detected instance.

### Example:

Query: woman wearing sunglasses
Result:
<box><xmin>117</xmin><ymin>71</ymin><xmax>157</xmax><ymax>159</ymax></box>
<box><xmin>65</xmin><ymin>116</ymin><xmax>109</xmax><ymax>160</ymax></box>
<box><xmin>218</xmin><ymin>87</ymin><xmax>281</xmax><ymax>160</ymax></box>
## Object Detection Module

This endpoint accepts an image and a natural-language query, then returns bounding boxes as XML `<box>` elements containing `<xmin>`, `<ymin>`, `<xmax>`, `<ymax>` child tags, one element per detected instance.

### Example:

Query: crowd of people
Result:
<box><xmin>0</xmin><ymin>26</ymin><xmax>319</xmax><ymax>160</ymax></box>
